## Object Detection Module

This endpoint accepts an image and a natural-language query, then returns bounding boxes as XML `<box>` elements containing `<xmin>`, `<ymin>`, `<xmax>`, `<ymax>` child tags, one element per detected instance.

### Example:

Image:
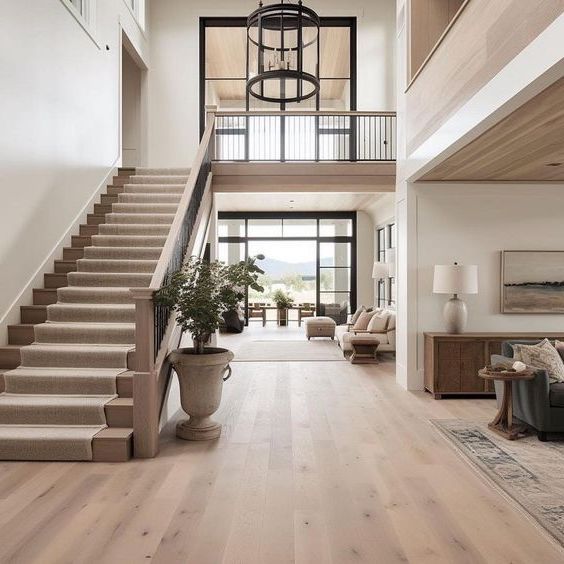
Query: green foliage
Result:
<box><xmin>271</xmin><ymin>288</ymin><xmax>293</xmax><ymax>309</ymax></box>
<box><xmin>155</xmin><ymin>255</ymin><xmax>264</xmax><ymax>353</ymax></box>
<box><xmin>281</xmin><ymin>272</ymin><xmax>306</xmax><ymax>292</ymax></box>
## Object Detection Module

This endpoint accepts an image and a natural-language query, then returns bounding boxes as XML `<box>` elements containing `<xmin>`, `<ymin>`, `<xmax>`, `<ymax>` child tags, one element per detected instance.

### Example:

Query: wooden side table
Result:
<box><xmin>478</xmin><ymin>367</ymin><xmax>535</xmax><ymax>440</ymax></box>
<box><xmin>350</xmin><ymin>336</ymin><xmax>380</xmax><ymax>364</ymax></box>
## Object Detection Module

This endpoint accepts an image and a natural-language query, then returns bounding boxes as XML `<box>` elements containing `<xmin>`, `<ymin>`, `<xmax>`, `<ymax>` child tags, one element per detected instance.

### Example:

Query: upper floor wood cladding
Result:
<box><xmin>421</xmin><ymin>77</ymin><xmax>564</xmax><ymax>182</ymax></box>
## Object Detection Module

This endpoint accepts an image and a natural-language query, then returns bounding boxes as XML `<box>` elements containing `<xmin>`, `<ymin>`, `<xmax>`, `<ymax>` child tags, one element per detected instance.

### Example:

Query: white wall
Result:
<box><xmin>147</xmin><ymin>0</ymin><xmax>397</xmax><ymax>166</ymax></box>
<box><xmin>415</xmin><ymin>183</ymin><xmax>564</xmax><ymax>384</ymax></box>
<box><xmin>357</xmin><ymin>210</ymin><xmax>375</xmax><ymax>307</ymax></box>
<box><xmin>0</xmin><ymin>1</ymin><xmax>149</xmax><ymax>341</ymax></box>
<box><xmin>122</xmin><ymin>47</ymin><xmax>142</xmax><ymax>166</ymax></box>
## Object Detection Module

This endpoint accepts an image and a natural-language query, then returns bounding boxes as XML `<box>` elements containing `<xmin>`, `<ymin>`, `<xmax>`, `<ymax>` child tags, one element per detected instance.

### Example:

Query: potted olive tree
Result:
<box><xmin>272</xmin><ymin>288</ymin><xmax>293</xmax><ymax>326</ymax></box>
<box><xmin>156</xmin><ymin>255</ymin><xmax>264</xmax><ymax>440</ymax></box>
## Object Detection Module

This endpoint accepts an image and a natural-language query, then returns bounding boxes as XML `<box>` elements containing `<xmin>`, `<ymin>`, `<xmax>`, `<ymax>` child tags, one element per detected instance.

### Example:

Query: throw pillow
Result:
<box><xmin>353</xmin><ymin>311</ymin><xmax>376</xmax><ymax>331</ymax></box>
<box><xmin>367</xmin><ymin>310</ymin><xmax>390</xmax><ymax>333</ymax></box>
<box><xmin>513</xmin><ymin>339</ymin><xmax>564</xmax><ymax>383</ymax></box>
<box><xmin>387</xmin><ymin>313</ymin><xmax>396</xmax><ymax>331</ymax></box>
<box><xmin>555</xmin><ymin>340</ymin><xmax>564</xmax><ymax>363</ymax></box>
<box><xmin>350</xmin><ymin>306</ymin><xmax>365</xmax><ymax>325</ymax></box>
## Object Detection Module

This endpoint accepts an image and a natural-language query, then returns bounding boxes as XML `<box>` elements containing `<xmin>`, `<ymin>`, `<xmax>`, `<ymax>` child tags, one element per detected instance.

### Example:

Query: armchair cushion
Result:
<box><xmin>513</xmin><ymin>339</ymin><xmax>564</xmax><ymax>383</ymax></box>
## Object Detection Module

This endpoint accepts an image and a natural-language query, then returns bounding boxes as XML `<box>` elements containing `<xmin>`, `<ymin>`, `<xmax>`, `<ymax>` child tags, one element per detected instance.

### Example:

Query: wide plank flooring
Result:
<box><xmin>0</xmin><ymin>328</ymin><xmax>562</xmax><ymax>563</ymax></box>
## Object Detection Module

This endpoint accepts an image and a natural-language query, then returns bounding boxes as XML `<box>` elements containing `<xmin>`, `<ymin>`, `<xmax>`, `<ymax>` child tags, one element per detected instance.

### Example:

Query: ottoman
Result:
<box><xmin>305</xmin><ymin>317</ymin><xmax>336</xmax><ymax>340</ymax></box>
<box><xmin>349</xmin><ymin>335</ymin><xmax>380</xmax><ymax>363</ymax></box>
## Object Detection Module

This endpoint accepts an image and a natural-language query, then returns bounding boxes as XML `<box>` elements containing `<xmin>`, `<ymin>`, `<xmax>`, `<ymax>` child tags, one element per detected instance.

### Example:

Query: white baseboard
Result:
<box><xmin>0</xmin><ymin>160</ymin><xmax>120</xmax><ymax>343</ymax></box>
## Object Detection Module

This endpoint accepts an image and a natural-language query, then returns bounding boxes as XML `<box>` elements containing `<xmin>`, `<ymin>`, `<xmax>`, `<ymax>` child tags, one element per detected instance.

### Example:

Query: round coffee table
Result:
<box><xmin>479</xmin><ymin>367</ymin><xmax>535</xmax><ymax>440</ymax></box>
<box><xmin>349</xmin><ymin>335</ymin><xmax>380</xmax><ymax>364</ymax></box>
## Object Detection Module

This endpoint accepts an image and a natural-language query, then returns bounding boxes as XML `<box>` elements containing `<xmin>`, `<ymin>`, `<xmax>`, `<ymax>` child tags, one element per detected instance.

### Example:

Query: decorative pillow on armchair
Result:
<box><xmin>513</xmin><ymin>339</ymin><xmax>564</xmax><ymax>383</ymax></box>
<box><xmin>367</xmin><ymin>310</ymin><xmax>390</xmax><ymax>333</ymax></box>
<box><xmin>352</xmin><ymin>311</ymin><xmax>376</xmax><ymax>331</ymax></box>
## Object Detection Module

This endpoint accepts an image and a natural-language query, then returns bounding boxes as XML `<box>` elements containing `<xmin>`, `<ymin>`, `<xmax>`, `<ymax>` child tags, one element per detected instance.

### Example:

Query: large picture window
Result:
<box><xmin>218</xmin><ymin>212</ymin><xmax>357</xmax><ymax>322</ymax></box>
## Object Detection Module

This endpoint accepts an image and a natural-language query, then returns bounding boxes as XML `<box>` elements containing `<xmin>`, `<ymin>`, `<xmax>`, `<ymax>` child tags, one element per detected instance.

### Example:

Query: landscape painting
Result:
<box><xmin>502</xmin><ymin>251</ymin><xmax>564</xmax><ymax>313</ymax></box>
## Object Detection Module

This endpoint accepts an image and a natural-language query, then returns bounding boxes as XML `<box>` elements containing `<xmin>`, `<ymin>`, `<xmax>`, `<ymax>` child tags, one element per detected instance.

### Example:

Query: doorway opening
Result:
<box><xmin>121</xmin><ymin>41</ymin><xmax>143</xmax><ymax>166</ymax></box>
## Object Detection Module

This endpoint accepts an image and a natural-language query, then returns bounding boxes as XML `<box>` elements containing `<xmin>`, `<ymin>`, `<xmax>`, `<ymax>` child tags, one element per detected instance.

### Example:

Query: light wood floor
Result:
<box><xmin>0</xmin><ymin>328</ymin><xmax>562</xmax><ymax>563</ymax></box>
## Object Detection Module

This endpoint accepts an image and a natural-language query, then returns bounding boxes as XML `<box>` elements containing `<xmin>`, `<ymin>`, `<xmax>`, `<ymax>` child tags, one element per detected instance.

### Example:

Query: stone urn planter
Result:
<box><xmin>169</xmin><ymin>347</ymin><xmax>234</xmax><ymax>441</ymax></box>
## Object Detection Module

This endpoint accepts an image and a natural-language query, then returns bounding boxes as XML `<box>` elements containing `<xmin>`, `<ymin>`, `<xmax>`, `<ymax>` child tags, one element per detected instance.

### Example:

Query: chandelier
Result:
<box><xmin>246</xmin><ymin>0</ymin><xmax>320</xmax><ymax>104</ymax></box>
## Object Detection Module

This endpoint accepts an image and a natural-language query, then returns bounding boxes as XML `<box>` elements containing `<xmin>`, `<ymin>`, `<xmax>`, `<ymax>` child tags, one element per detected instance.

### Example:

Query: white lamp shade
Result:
<box><xmin>372</xmin><ymin>262</ymin><xmax>389</xmax><ymax>279</ymax></box>
<box><xmin>385</xmin><ymin>248</ymin><xmax>396</xmax><ymax>276</ymax></box>
<box><xmin>433</xmin><ymin>264</ymin><xmax>478</xmax><ymax>294</ymax></box>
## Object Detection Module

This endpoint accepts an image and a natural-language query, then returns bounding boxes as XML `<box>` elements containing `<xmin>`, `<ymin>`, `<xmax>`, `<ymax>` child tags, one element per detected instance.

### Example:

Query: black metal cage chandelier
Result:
<box><xmin>246</xmin><ymin>0</ymin><xmax>320</xmax><ymax>105</ymax></box>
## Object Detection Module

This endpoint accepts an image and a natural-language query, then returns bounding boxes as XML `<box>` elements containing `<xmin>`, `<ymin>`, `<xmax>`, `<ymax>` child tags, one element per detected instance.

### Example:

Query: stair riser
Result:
<box><xmin>87</xmin><ymin>214</ymin><xmax>106</xmax><ymax>226</ymax></box>
<box><xmin>54</xmin><ymin>261</ymin><xmax>78</xmax><ymax>274</ymax></box>
<box><xmin>63</xmin><ymin>248</ymin><xmax>84</xmax><ymax>261</ymax></box>
<box><xmin>107</xmin><ymin>186</ymin><xmax>125</xmax><ymax>196</ymax></box>
<box><xmin>34</xmin><ymin>326</ymin><xmax>135</xmax><ymax>345</ymax></box>
<box><xmin>123</xmin><ymin>185</ymin><xmax>185</xmax><ymax>194</ymax></box>
<box><xmin>8</xmin><ymin>326</ymin><xmax>35</xmax><ymax>346</ymax></box>
<box><xmin>94</xmin><ymin>204</ymin><xmax>112</xmax><ymax>215</ymax></box>
<box><xmin>100</xmin><ymin>194</ymin><xmax>119</xmax><ymax>205</ymax></box>
<box><xmin>105</xmin><ymin>403</ymin><xmax>133</xmax><ymax>427</ymax></box>
<box><xmin>98</xmin><ymin>224</ymin><xmax>170</xmax><ymax>236</ymax></box>
<box><xmin>105</xmin><ymin>214</ymin><xmax>175</xmax><ymax>225</ymax></box>
<box><xmin>33</xmin><ymin>289</ymin><xmax>58</xmax><ymax>305</ymax></box>
<box><xmin>118</xmin><ymin>194</ymin><xmax>182</xmax><ymax>204</ymax></box>
<box><xmin>77</xmin><ymin>259</ymin><xmax>158</xmax><ymax>273</ymax></box>
<box><xmin>83</xmin><ymin>247</ymin><xmax>163</xmax><ymax>260</ymax></box>
<box><xmin>21</xmin><ymin>349</ymin><xmax>129</xmax><ymax>369</ymax></box>
<box><xmin>57</xmin><ymin>288</ymin><xmax>134</xmax><ymax>304</ymax></box>
<box><xmin>91</xmin><ymin>235</ymin><xmax>166</xmax><ymax>248</ymax></box>
<box><xmin>5</xmin><ymin>376</ymin><xmax>116</xmax><ymax>396</ymax></box>
<box><xmin>0</xmin><ymin>405</ymin><xmax>107</xmax><ymax>426</ymax></box>
<box><xmin>111</xmin><ymin>204</ymin><xmax>178</xmax><ymax>214</ymax></box>
<box><xmin>129</xmin><ymin>176</ymin><xmax>188</xmax><ymax>184</ymax></box>
<box><xmin>71</xmin><ymin>236</ymin><xmax>92</xmax><ymax>249</ymax></box>
<box><xmin>0</xmin><ymin>348</ymin><xmax>21</xmax><ymax>369</ymax></box>
<box><xmin>135</xmin><ymin>168</ymin><xmax>190</xmax><ymax>175</ymax></box>
<box><xmin>79</xmin><ymin>225</ymin><xmax>99</xmax><ymax>237</ymax></box>
<box><xmin>47</xmin><ymin>307</ymin><xmax>135</xmax><ymax>323</ymax></box>
<box><xmin>21</xmin><ymin>307</ymin><xmax>47</xmax><ymax>324</ymax></box>
<box><xmin>92</xmin><ymin>432</ymin><xmax>132</xmax><ymax>462</ymax></box>
<box><xmin>44</xmin><ymin>274</ymin><xmax>68</xmax><ymax>289</ymax></box>
<box><xmin>67</xmin><ymin>273</ymin><xmax>152</xmax><ymax>287</ymax></box>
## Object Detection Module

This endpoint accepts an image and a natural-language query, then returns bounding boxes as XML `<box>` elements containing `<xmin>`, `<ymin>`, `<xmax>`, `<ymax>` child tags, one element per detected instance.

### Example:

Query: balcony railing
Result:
<box><xmin>213</xmin><ymin>111</ymin><xmax>396</xmax><ymax>162</ymax></box>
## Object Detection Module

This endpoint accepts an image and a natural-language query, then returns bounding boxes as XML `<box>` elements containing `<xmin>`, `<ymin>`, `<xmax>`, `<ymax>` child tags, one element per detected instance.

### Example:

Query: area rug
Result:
<box><xmin>232</xmin><ymin>340</ymin><xmax>345</xmax><ymax>362</ymax></box>
<box><xmin>433</xmin><ymin>419</ymin><xmax>564</xmax><ymax>547</ymax></box>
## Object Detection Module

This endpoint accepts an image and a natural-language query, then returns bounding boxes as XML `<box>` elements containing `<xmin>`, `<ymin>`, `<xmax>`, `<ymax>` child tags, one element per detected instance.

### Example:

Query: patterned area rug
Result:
<box><xmin>433</xmin><ymin>419</ymin><xmax>564</xmax><ymax>547</ymax></box>
<box><xmin>232</xmin><ymin>340</ymin><xmax>345</xmax><ymax>362</ymax></box>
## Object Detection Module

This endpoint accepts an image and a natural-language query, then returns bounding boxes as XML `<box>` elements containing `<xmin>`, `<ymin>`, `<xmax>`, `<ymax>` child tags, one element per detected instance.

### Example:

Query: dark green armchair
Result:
<box><xmin>491</xmin><ymin>340</ymin><xmax>564</xmax><ymax>441</ymax></box>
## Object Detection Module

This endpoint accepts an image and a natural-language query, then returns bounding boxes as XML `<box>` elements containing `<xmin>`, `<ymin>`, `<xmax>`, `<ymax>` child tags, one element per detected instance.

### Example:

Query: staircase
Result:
<box><xmin>0</xmin><ymin>167</ymin><xmax>189</xmax><ymax>461</ymax></box>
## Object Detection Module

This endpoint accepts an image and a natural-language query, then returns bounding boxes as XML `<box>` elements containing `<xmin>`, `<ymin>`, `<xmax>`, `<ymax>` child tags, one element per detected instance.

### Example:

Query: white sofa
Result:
<box><xmin>335</xmin><ymin>308</ymin><xmax>396</xmax><ymax>355</ymax></box>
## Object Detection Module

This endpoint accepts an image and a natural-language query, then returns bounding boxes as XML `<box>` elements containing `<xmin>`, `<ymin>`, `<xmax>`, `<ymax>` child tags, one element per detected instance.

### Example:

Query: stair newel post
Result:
<box><xmin>131</xmin><ymin>287</ymin><xmax>159</xmax><ymax>458</ymax></box>
<box><xmin>205</xmin><ymin>104</ymin><xmax>217</xmax><ymax>161</ymax></box>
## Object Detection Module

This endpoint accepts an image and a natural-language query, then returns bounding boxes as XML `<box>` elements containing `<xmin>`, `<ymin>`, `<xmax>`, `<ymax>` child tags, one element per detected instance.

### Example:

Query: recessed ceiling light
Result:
<box><xmin>546</xmin><ymin>162</ymin><xmax>563</xmax><ymax>167</ymax></box>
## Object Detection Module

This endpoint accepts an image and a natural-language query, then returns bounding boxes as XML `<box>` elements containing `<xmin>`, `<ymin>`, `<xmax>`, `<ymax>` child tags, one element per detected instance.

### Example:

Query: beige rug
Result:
<box><xmin>433</xmin><ymin>419</ymin><xmax>564</xmax><ymax>548</ymax></box>
<box><xmin>233</xmin><ymin>340</ymin><xmax>345</xmax><ymax>362</ymax></box>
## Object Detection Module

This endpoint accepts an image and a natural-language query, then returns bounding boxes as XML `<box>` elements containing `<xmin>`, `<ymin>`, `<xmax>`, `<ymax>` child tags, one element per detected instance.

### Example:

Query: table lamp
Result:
<box><xmin>433</xmin><ymin>262</ymin><xmax>478</xmax><ymax>333</ymax></box>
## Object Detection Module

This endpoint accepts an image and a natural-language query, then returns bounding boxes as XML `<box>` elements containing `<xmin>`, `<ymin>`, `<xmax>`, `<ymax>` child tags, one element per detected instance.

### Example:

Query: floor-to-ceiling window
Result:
<box><xmin>218</xmin><ymin>212</ymin><xmax>357</xmax><ymax>322</ymax></box>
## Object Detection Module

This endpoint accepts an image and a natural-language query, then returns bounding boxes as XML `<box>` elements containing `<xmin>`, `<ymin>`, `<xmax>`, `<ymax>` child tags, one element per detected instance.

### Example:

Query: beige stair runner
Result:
<box><xmin>0</xmin><ymin>168</ymin><xmax>188</xmax><ymax>461</ymax></box>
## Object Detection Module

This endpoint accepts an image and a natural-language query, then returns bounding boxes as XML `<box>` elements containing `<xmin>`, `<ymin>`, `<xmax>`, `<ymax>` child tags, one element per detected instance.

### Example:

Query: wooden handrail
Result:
<box><xmin>215</xmin><ymin>110</ymin><xmax>397</xmax><ymax>117</ymax></box>
<box><xmin>149</xmin><ymin>116</ymin><xmax>216</xmax><ymax>290</ymax></box>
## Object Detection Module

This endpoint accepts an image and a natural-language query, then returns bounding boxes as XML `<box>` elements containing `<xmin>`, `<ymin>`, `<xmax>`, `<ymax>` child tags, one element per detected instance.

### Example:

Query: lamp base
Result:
<box><xmin>443</xmin><ymin>296</ymin><xmax>468</xmax><ymax>334</ymax></box>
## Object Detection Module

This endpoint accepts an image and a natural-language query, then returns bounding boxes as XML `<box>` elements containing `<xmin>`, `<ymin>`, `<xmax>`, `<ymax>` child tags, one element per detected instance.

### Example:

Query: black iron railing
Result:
<box><xmin>214</xmin><ymin>111</ymin><xmax>396</xmax><ymax>162</ymax></box>
<box><xmin>153</xmin><ymin>146</ymin><xmax>211</xmax><ymax>359</ymax></box>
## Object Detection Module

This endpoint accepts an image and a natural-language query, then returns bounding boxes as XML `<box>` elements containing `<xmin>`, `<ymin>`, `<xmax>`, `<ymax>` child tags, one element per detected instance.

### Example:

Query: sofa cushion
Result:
<box><xmin>387</xmin><ymin>313</ymin><xmax>396</xmax><ymax>331</ymax></box>
<box><xmin>513</xmin><ymin>339</ymin><xmax>564</xmax><ymax>383</ymax></box>
<box><xmin>353</xmin><ymin>311</ymin><xmax>376</xmax><ymax>331</ymax></box>
<box><xmin>367</xmin><ymin>310</ymin><xmax>389</xmax><ymax>332</ymax></box>
<box><xmin>550</xmin><ymin>383</ymin><xmax>564</xmax><ymax>407</ymax></box>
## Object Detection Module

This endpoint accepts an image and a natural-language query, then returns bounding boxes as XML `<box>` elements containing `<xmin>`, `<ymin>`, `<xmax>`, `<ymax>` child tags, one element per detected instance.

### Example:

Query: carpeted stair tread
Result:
<box><xmin>34</xmin><ymin>322</ymin><xmax>135</xmax><ymax>344</ymax></box>
<box><xmin>112</xmin><ymin>203</ymin><xmax>178</xmax><ymax>214</ymax></box>
<box><xmin>3</xmin><ymin>367</ymin><xmax>124</xmax><ymax>395</ymax></box>
<box><xmin>20</xmin><ymin>343</ymin><xmax>132</xmax><ymax>369</ymax></box>
<box><xmin>123</xmin><ymin>184</ymin><xmax>185</xmax><ymax>194</ymax></box>
<box><xmin>135</xmin><ymin>167</ymin><xmax>190</xmax><ymax>175</ymax></box>
<box><xmin>117</xmin><ymin>193</ymin><xmax>182</xmax><ymax>204</ymax></box>
<box><xmin>0</xmin><ymin>425</ymin><xmax>106</xmax><ymax>461</ymax></box>
<box><xmin>0</xmin><ymin>394</ymin><xmax>114</xmax><ymax>425</ymax></box>
<box><xmin>48</xmin><ymin>303</ymin><xmax>135</xmax><ymax>323</ymax></box>
<box><xmin>77</xmin><ymin>258</ymin><xmax>158</xmax><ymax>273</ymax></box>
<box><xmin>91</xmin><ymin>234</ymin><xmax>167</xmax><ymax>247</ymax></box>
<box><xmin>57</xmin><ymin>287</ymin><xmax>134</xmax><ymax>304</ymax></box>
<box><xmin>129</xmin><ymin>175</ymin><xmax>188</xmax><ymax>184</ymax></box>
<box><xmin>106</xmin><ymin>213</ymin><xmax>175</xmax><ymax>224</ymax></box>
<box><xmin>83</xmin><ymin>246</ymin><xmax>163</xmax><ymax>260</ymax></box>
<box><xmin>98</xmin><ymin>224</ymin><xmax>170</xmax><ymax>236</ymax></box>
<box><xmin>67</xmin><ymin>271</ymin><xmax>152</xmax><ymax>287</ymax></box>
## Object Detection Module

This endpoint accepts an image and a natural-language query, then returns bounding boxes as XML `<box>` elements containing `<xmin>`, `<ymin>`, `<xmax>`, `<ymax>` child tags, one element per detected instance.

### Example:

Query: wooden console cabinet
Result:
<box><xmin>424</xmin><ymin>332</ymin><xmax>564</xmax><ymax>399</ymax></box>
